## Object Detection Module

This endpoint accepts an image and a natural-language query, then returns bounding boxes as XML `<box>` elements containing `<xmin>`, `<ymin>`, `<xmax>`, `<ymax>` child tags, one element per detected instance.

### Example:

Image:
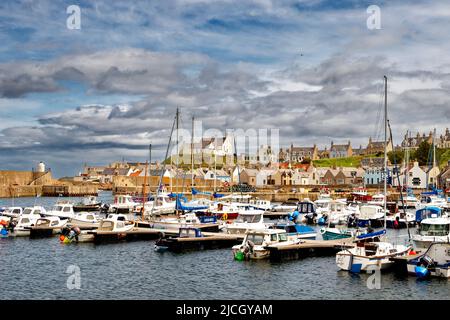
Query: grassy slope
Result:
<box><xmin>313</xmin><ymin>156</ymin><xmax>363</xmax><ymax>168</ymax></box>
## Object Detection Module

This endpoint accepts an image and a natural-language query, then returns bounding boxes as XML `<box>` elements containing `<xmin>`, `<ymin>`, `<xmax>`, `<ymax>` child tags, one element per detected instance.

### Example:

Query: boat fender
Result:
<box><xmin>158</xmin><ymin>232</ymin><xmax>165</xmax><ymax>239</ymax></box>
<box><xmin>222</xmin><ymin>213</ymin><xmax>228</xmax><ymax>221</ymax></box>
<box><xmin>415</xmin><ymin>265</ymin><xmax>429</xmax><ymax>279</ymax></box>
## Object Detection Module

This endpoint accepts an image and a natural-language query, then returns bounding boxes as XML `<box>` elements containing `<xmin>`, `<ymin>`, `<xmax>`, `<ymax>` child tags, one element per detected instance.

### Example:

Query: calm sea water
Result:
<box><xmin>1</xmin><ymin>193</ymin><xmax>449</xmax><ymax>300</ymax></box>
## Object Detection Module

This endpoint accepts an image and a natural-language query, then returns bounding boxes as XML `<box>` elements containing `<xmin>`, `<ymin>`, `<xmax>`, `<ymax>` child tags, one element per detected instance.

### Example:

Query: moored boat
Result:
<box><xmin>232</xmin><ymin>229</ymin><xmax>299</xmax><ymax>260</ymax></box>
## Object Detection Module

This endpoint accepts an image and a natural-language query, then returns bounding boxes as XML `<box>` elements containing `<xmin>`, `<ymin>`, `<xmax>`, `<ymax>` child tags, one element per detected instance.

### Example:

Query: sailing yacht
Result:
<box><xmin>335</xmin><ymin>76</ymin><xmax>411</xmax><ymax>272</ymax></box>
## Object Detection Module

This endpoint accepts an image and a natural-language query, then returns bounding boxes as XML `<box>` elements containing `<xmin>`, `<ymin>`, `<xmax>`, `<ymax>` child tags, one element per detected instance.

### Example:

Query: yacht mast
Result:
<box><xmin>191</xmin><ymin>115</ymin><xmax>194</xmax><ymax>194</ymax></box>
<box><xmin>383</xmin><ymin>75</ymin><xmax>388</xmax><ymax>230</ymax></box>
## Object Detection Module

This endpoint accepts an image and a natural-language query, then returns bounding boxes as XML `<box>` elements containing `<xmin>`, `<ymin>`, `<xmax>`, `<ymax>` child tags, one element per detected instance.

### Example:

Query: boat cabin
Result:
<box><xmin>178</xmin><ymin>227</ymin><xmax>203</xmax><ymax>238</ymax></box>
<box><xmin>417</xmin><ymin>218</ymin><xmax>450</xmax><ymax>237</ymax></box>
<box><xmin>297</xmin><ymin>201</ymin><xmax>316</xmax><ymax>215</ymax></box>
<box><xmin>35</xmin><ymin>217</ymin><xmax>63</xmax><ymax>228</ymax></box>
<box><xmin>415</xmin><ymin>206</ymin><xmax>442</xmax><ymax>223</ymax></box>
<box><xmin>23</xmin><ymin>206</ymin><xmax>46</xmax><ymax>216</ymax></box>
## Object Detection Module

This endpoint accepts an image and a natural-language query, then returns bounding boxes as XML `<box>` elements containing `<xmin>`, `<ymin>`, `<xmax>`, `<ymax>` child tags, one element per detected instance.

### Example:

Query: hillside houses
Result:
<box><xmin>330</xmin><ymin>141</ymin><xmax>352</xmax><ymax>158</ymax></box>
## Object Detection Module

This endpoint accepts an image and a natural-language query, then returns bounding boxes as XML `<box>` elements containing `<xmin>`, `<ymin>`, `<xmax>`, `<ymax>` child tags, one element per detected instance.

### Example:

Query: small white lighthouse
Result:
<box><xmin>37</xmin><ymin>161</ymin><xmax>46</xmax><ymax>173</ymax></box>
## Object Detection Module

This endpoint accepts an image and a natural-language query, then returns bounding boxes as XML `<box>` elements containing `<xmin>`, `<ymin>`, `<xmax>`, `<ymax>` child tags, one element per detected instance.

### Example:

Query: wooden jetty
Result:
<box><xmin>155</xmin><ymin>230</ymin><xmax>243</xmax><ymax>252</ymax></box>
<box><xmin>87</xmin><ymin>227</ymin><xmax>178</xmax><ymax>244</ymax></box>
<box><xmin>266</xmin><ymin>238</ymin><xmax>355</xmax><ymax>261</ymax></box>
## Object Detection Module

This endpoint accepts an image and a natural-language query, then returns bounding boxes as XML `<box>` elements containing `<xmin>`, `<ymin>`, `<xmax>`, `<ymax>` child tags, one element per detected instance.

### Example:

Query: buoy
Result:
<box><xmin>1</xmin><ymin>228</ymin><xmax>8</xmax><ymax>236</ymax></box>
<box><xmin>63</xmin><ymin>237</ymin><xmax>71</xmax><ymax>244</ymax></box>
<box><xmin>318</xmin><ymin>217</ymin><xmax>325</xmax><ymax>225</ymax></box>
<box><xmin>59</xmin><ymin>235</ymin><xmax>65</xmax><ymax>242</ymax></box>
<box><xmin>409</xmin><ymin>250</ymin><xmax>417</xmax><ymax>255</ymax></box>
<box><xmin>415</xmin><ymin>265</ymin><xmax>429</xmax><ymax>279</ymax></box>
<box><xmin>234</xmin><ymin>251</ymin><xmax>245</xmax><ymax>261</ymax></box>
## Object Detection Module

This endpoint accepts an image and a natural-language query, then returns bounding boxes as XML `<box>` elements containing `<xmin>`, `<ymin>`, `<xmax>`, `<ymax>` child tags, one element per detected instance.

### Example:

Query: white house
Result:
<box><xmin>292</xmin><ymin>171</ymin><xmax>311</xmax><ymax>185</ymax></box>
<box><xmin>427</xmin><ymin>166</ymin><xmax>441</xmax><ymax>188</ymax></box>
<box><xmin>394</xmin><ymin>162</ymin><xmax>427</xmax><ymax>189</ymax></box>
<box><xmin>256</xmin><ymin>169</ymin><xmax>276</xmax><ymax>187</ymax></box>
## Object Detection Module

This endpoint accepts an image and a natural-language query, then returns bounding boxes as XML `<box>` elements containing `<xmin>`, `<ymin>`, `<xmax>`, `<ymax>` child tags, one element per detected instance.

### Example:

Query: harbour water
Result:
<box><xmin>1</xmin><ymin>193</ymin><xmax>449</xmax><ymax>300</ymax></box>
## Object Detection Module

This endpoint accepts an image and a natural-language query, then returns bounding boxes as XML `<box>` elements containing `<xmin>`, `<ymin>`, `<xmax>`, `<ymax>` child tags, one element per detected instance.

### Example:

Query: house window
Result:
<box><xmin>412</xmin><ymin>177</ymin><xmax>421</xmax><ymax>186</ymax></box>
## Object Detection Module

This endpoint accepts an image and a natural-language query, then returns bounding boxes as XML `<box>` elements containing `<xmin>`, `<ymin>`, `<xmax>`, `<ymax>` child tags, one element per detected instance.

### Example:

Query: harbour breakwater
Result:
<box><xmin>0</xmin><ymin>170</ymin><xmax>98</xmax><ymax>198</ymax></box>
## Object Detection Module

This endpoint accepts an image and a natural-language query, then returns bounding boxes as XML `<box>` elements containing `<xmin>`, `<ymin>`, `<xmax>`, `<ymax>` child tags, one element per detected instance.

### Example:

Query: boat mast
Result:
<box><xmin>383</xmin><ymin>75</ymin><xmax>388</xmax><ymax>230</ymax></box>
<box><xmin>176</xmin><ymin>107</ymin><xmax>179</xmax><ymax>194</ymax></box>
<box><xmin>150</xmin><ymin>113</ymin><xmax>177</xmax><ymax>218</ymax></box>
<box><xmin>191</xmin><ymin>115</ymin><xmax>194</xmax><ymax>194</ymax></box>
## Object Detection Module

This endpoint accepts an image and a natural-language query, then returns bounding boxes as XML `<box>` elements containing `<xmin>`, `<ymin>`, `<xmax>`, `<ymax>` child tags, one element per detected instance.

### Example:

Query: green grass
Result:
<box><xmin>439</xmin><ymin>149</ymin><xmax>450</xmax><ymax>168</ymax></box>
<box><xmin>313</xmin><ymin>156</ymin><xmax>363</xmax><ymax>168</ymax></box>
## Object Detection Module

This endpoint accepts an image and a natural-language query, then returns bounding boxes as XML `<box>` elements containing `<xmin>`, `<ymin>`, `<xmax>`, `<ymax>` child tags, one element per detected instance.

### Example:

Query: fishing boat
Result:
<box><xmin>407</xmin><ymin>242</ymin><xmax>450</xmax><ymax>278</ymax></box>
<box><xmin>154</xmin><ymin>227</ymin><xmax>240</xmax><ymax>252</ymax></box>
<box><xmin>73</xmin><ymin>196</ymin><xmax>102</xmax><ymax>212</ymax></box>
<box><xmin>27</xmin><ymin>216</ymin><xmax>67</xmax><ymax>238</ymax></box>
<box><xmin>225</xmin><ymin>210</ymin><xmax>268</xmax><ymax>235</ymax></box>
<box><xmin>44</xmin><ymin>201</ymin><xmax>75</xmax><ymax>219</ymax></box>
<box><xmin>67</xmin><ymin>212</ymin><xmax>101</xmax><ymax>229</ymax></box>
<box><xmin>336</xmin><ymin>230</ymin><xmax>411</xmax><ymax>272</ymax></box>
<box><xmin>297</xmin><ymin>201</ymin><xmax>318</xmax><ymax>224</ymax></box>
<box><xmin>412</xmin><ymin>217</ymin><xmax>450</xmax><ymax>250</ymax></box>
<box><xmin>232</xmin><ymin>229</ymin><xmax>300</xmax><ymax>260</ymax></box>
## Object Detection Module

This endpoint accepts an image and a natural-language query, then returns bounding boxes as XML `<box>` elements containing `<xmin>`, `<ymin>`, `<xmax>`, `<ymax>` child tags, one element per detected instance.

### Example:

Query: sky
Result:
<box><xmin>0</xmin><ymin>0</ymin><xmax>449</xmax><ymax>177</ymax></box>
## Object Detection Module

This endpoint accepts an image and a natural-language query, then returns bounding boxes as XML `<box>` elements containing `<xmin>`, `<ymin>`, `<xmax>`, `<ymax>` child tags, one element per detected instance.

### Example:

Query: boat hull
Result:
<box><xmin>321</xmin><ymin>230</ymin><xmax>352</xmax><ymax>241</ymax></box>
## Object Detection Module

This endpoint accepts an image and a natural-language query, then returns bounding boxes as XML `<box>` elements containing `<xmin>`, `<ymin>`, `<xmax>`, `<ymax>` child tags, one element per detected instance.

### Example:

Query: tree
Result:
<box><xmin>388</xmin><ymin>150</ymin><xmax>404</xmax><ymax>166</ymax></box>
<box><xmin>413</xmin><ymin>141</ymin><xmax>432</xmax><ymax>166</ymax></box>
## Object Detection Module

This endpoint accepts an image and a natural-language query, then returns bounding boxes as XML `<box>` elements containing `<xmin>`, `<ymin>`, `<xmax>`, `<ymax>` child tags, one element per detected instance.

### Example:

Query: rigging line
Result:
<box><xmin>388</xmin><ymin>119</ymin><xmax>411</xmax><ymax>242</ymax></box>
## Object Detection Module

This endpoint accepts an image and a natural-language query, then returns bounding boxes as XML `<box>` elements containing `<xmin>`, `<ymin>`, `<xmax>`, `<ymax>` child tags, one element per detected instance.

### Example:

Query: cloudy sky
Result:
<box><xmin>1</xmin><ymin>0</ymin><xmax>449</xmax><ymax>177</ymax></box>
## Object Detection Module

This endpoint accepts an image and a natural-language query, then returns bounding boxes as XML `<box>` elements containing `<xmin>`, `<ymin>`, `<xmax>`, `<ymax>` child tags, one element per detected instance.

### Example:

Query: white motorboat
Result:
<box><xmin>73</xmin><ymin>196</ymin><xmax>102</xmax><ymax>212</ymax></box>
<box><xmin>97</xmin><ymin>215</ymin><xmax>135</xmax><ymax>233</ymax></box>
<box><xmin>249</xmin><ymin>199</ymin><xmax>273</xmax><ymax>211</ymax></box>
<box><xmin>138</xmin><ymin>193</ymin><xmax>176</xmax><ymax>215</ymax></box>
<box><xmin>271</xmin><ymin>199</ymin><xmax>299</xmax><ymax>212</ymax></box>
<box><xmin>412</xmin><ymin>217</ymin><xmax>450</xmax><ymax>250</ymax></box>
<box><xmin>67</xmin><ymin>212</ymin><xmax>101</xmax><ymax>229</ymax></box>
<box><xmin>407</xmin><ymin>242</ymin><xmax>450</xmax><ymax>278</ymax></box>
<box><xmin>28</xmin><ymin>216</ymin><xmax>67</xmax><ymax>237</ymax></box>
<box><xmin>385</xmin><ymin>210</ymin><xmax>416</xmax><ymax>229</ymax></box>
<box><xmin>22</xmin><ymin>206</ymin><xmax>47</xmax><ymax>216</ymax></box>
<box><xmin>326</xmin><ymin>200</ymin><xmax>354</xmax><ymax>225</ymax></box>
<box><xmin>45</xmin><ymin>201</ymin><xmax>75</xmax><ymax>219</ymax></box>
<box><xmin>9</xmin><ymin>212</ymin><xmax>42</xmax><ymax>237</ymax></box>
<box><xmin>226</xmin><ymin>210</ymin><xmax>268</xmax><ymax>234</ymax></box>
<box><xmin>150</xmin><ymin>212</ymin><xmax>219</xmax><ymax>232</ymax></box>
<box><xmin>109</xmin><ymin>194</ymin><xmax>139</xmax><ymax>213</ymax></box>
<box><xmin>357</xmin><ymin>205</ymin><xmax>386</xmax><ymax>228</ymax></box>
<box><xmin>232</xmin><ymin>229</ymin><xmax>300</xmax><ymax>260</ymax></box>
<box><xmin>336</xmin><ymin>230</ymin><xmax>411</xmax><ymax>272</ymax></box>
<box><xmin>1</xmin><ymin>207</ymin><xmax>23</xmax><ymax>218</ymax></box>
<box><xmin>368</xmin><ymin>193</ymin><xmax>386</xmax><ymax>206</ymax></box>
